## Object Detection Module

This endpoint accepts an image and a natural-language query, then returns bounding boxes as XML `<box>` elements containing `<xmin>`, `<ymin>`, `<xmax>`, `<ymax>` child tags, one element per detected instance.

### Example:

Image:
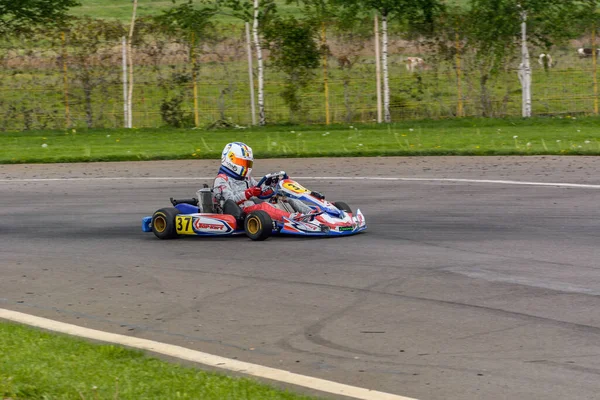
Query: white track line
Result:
<box><xmin>1</xmin><ymin>176</ymin><xmax>600</xmax><ymax>189</ymax></box>
<box><xmin>0</xmin><ymin>309</ymin><xmax>415</xmax><ymax>400</ymax></box>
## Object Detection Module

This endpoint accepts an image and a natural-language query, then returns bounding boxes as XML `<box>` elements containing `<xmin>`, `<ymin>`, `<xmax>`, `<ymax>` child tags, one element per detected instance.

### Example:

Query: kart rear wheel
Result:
<box><xmin>245</xmin><ymin>210</ymin><xmax>272</xmax><ymax>241</ymax></box>
<box><xmin>333</xmin><ymin>201</ymin><xmax>352</xmax><ymax>214</ymax></box>
<box><xmin>152</xmin><ymin>207</ymin><xmax>180</xmax><ymax>240</ymax></box>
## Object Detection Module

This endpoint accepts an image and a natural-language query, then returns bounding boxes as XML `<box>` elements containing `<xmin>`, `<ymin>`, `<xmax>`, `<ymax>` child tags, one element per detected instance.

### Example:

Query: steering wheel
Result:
<box><xmin>256</xmin><ymin>171</ymin><xmax>288</xmax><ymax>199</ymax></box>
<box><xmin>256</xmin><ymin>171</ymin><xmax>288</xmax><ymax>189</ymax></box>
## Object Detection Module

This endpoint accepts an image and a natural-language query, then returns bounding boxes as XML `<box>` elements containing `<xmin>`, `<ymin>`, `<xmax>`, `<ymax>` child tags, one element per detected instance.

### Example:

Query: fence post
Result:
<box><xmin>61</xmin><ymin>32</ymin><xmax>71</xmax><ymax>128</ymax></box>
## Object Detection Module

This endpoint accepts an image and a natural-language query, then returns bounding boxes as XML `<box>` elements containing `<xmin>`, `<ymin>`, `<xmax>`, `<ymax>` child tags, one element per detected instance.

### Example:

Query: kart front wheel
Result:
<box><xmin>244</xmin><ymin>210</ymin><xmax>272</xmax><ymax>241</ymax></box>
<box><xmin>333</xmin><ymin>201</ymin><xmax>352</xmax><ymax>214</ymax></box>
<box><xmin>152</xmin><ymin>207</ymin><xmax>180</xmax><ymax>240</ymax></box>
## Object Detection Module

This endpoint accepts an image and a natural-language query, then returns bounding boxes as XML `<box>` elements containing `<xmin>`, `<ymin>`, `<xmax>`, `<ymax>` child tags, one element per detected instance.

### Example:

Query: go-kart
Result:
<box><xmin>142</xmin><ymin>171</ymin><xmax>367</xmax><ymax>241</ymax></box>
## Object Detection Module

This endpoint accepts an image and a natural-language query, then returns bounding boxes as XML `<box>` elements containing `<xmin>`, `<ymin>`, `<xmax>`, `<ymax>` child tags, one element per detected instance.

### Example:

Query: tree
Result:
<box><xmin>0</xmin><ymin>0</ymin><xmax>80</xmax><ymax>34</ymax></box>
<box><xmin>333</xmin><ymin>0</ymin><xmax>444</xmax><ymax>122</ymax></box>
<box><xmin>155</xmin><ymin>1</ymin><xmax>217</xmax><ymax>127</ymax></box>
<box><xmin>60</xmin><ymin>17</ymin><xmax>125</xmax><ymax>128</ymax></box>
<box><xmin>294</xmin><ymin>1</ymin><xmax>372</xmax><ymax>123</ymax></box>
<box><xmin>263</xmin><ymin>16</ymin><xmax>320</xmax><ymax>121</ymax></box>
<box><xmin>573</xmin><ymin>1</ymin><xmax>600</xmax><ymax>114</ymax></box>
<box><xmin>212</xmin><ymin>0</ymin><xmax>277</xmax><ymax>125</ymax></box>
<box><xmin>422</xmin><ymin>5</ymin><xmax>469</xmax><ymax>117</ymax></box>
<box><xmin>288</xmin><ymin>0</ymin><xmax>337</xmax><ymax>124</ymax></box>
<box><xmin>467</xmin><ymin>0</ymin><xmax>581</xmax><ymax>117</ymax></box>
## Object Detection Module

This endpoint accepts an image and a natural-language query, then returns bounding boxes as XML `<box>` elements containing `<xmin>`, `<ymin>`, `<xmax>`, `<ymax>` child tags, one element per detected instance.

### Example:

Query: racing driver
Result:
<box><xmin>212</xmin><ymin>142</ymin><xmax>318</xmax><ymax>222</ymax></box>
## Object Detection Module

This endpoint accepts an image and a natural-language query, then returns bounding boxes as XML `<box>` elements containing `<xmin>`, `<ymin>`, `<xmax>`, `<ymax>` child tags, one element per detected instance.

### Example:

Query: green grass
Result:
<box><xmin>70</xmin><ymin>0</ymin><xmax>471</xmax><ymax>22</ymax></box>
<box><xmin>0</xmin><ymin>322</ymin><xmax>319</xmax><ymax>400</ymax></box>
<box><xmin>2</xmin><ymin>117</ymin><xmax>600</xmax><ymax>164</ymax></box>
<box><xmin>71</xmin><ymin>0</ymin><xmax>306</xmax><ymax>22</ymax></box>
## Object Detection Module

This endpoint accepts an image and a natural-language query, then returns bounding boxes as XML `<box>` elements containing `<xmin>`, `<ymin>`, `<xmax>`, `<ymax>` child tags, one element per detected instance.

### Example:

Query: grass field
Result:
<box><xmin>0</xmin><ymin>322</ymin><xmax>318</xmax><ymax>400</ymax></box>
<box><xmin>71</xmin><ymin>0</ymin><xmax>471</xmax><ymax>21</ymax></box>
<box><xmin>2</xmin><ymin>117</ymin><xmax>599</xmax><ymax>164</ymax></box>
<box><xmin>70</xmin><ymin>0</ymin><xmax>471</xmax><ymax>21</ymax></box>
<box><xmin>71</xmin><ymin>0</ymin><xmax>308</xmax><ymax>22</ymax></box>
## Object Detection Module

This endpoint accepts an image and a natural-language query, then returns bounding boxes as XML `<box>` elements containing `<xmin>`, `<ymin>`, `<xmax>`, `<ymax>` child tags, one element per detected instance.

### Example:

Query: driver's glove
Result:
<box><xmin>245</xmin><ymin>186</ymin><xmax>262</xmax><ymax>199</ymax></box>
<box><xmin>260</xmin><ymin>188</ymin><xmax>275</xmax><ymax>198</ymax></box>
<box><xmin>311</xmin><ymin>191</ymin><xmax>325</xmax><ymax>200</ymax></box>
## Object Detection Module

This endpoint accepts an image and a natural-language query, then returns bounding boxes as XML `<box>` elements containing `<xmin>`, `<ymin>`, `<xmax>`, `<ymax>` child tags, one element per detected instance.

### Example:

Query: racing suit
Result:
<box><xmin>212</xmin><ymin>168</ymin><xmax>312</xmax><ymax>221</ymax></box>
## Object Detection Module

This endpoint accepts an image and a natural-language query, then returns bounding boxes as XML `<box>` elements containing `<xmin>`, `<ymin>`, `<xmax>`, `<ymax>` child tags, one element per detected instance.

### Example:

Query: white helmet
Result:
<box><xmin>220</xmin><ymin>142</ymin><xmax>254</xmax><ymax>179</ymax></box>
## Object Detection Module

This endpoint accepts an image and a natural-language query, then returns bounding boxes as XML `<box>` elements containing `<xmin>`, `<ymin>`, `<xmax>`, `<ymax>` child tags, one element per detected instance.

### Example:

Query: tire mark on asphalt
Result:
<box><xmin>299</xmin><ymin>281</ymin><xmax>393</xmax><ymax>358</ymax></box>
<box><xmin>149</xmin><ymin>284</ymin><xmax>253</xmax><ymax>324</ymax></box>
<box><xmin>132</xmin><ymin>265</ymin><xmax>600</xmax><ymax>335</ymax></box>
<box><xmin>451</xmin><ymin>323</ymin><xmax>532</xmax><ymax>341</ymax></box>
<box><xmin>276</xmin><ymin>338</ymin><xmax>492</xmax><ymax>374</ymax></box>
<box><xmin>525</xmin><ymin>360</ymin><xmax>600</xmax><ymax>376</ymax></box>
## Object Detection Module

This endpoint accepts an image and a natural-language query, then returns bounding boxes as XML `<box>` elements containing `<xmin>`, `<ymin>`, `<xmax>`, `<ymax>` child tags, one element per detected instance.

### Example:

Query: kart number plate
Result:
<box><xmin>176</xmin><ymin>216</ymin><xmax>194</xmax><ymax>234</ymax></box>
<box><xmin>283</xmin><ymin>181</ymin><xmax>309</xmax><ymax>194</ymax></box>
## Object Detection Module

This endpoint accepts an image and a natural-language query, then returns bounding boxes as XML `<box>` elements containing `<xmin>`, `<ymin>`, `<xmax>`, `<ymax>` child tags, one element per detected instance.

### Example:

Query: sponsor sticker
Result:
<box><xmin>339</xmin><ymin>226</ymin><xmax>354</xmax><ymax>232</ymax></box>
<box><xmin>282</xmin><ymin>180</ymin><xmax>309</xmax><ymax>194</ymax></box>
<box><xmin>194</xmin><ymin>219</ymin><xmax>225</xmax><ymax>231</ymax></box>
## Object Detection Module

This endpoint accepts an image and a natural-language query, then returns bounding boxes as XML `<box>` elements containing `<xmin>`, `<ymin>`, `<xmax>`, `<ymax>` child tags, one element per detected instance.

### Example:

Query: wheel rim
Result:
<box><xmin>247</xmin><ymin>217</ymin><xmax>260</xmax><ymax>235</ymax></box>
<box><xmin>154</xmin><ymin>216</ymin><xmax>167</xmax><ymax>232</ymax></box>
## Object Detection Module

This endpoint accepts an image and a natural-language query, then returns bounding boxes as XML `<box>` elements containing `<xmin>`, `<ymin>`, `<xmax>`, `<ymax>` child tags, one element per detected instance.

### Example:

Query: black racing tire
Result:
<box><xmin>152</xmin><ymin>207</ymin><xmax>180</xmax><ymax>240</ymax></box>
<box><xmin>333</xmin><ymin>201</ymin><xmax>352</xmax><ymax>214</ymax></box>
<box><xmin>244</xmin><ymin>210</ymin><xmax>273</xmax><ymax>241</ymax></box>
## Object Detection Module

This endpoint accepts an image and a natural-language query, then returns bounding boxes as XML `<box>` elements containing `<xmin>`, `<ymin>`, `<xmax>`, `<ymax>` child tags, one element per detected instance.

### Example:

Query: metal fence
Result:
<box><xmin>1</xmin><ymin>36</ymin><xmax>599</xmax><ymax>131</ymax></box>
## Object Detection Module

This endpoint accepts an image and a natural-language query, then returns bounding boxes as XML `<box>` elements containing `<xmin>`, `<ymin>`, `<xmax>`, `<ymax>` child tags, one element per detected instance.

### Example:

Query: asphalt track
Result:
<box><xmin>1</xmin><ymin>156</ymin><xmax>600</xmax><ymax>400</ymax></box>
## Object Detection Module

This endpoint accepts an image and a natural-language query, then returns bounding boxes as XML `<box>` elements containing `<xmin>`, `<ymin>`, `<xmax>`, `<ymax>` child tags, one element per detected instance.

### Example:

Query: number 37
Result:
<box><xmin>177</xmin><ymin>217</ymin><xmax>192</xmax><ymax>231</ymax></box>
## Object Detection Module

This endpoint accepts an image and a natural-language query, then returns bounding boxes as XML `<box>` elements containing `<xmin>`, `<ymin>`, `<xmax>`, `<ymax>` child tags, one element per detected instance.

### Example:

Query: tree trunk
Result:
<box><xmin>593</xmin><ymin>24</ymin><xmax>598</xmax><ymax>115</ymax></box>
<box><xmin>374</xmin><ymin>14</ymin><xmax>382</xmax><ymax>123</ymax></box>
<box><xmin>253</xmin><ymin>0</ymin><xmax>266</xmax><ymax>126</ymax></box>
<box><xmin>122</xmin><ymin>36</ymin><xmax>128</xmax><ymax>128</ymax></box>
<box><xmin>127</xmin><ymin>0</ymin><xmax>138</xmax><ymax>128</ymax></box>
<box><xmin>381</xmin><ymin>12</ymin><xmax>391</xmax><ymax>122</ymax></box>
<box><xmin>322</xmin><ymin>22</ymin><xmax>330</xmax><ymax>125</ymax></box>
<box><xmin>517</xmin><ymin>10</ymin><xmax>532</xmax><ymax>118</ymax></box>
<box><xmin>245</xmin><ymin>22</ymin><xmax>257</xmax><ymax>125</ymax></box>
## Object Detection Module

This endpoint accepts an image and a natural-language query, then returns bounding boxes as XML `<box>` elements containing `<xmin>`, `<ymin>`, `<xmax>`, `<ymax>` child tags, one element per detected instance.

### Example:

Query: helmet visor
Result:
<box><xmin>230</xmin><ymin>153</ymin><xmax>253</xmax><ymax>169</ymax></box>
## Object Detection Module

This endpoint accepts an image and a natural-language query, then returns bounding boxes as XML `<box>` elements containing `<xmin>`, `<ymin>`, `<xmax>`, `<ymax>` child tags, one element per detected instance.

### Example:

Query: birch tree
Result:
<box><xmin>214</xmin><ymin>0</ymin><xmax>277</xmax><ymax>125</ymax></box>
<box><xmin>127</xmin><ymin>0</ymin><xmax>138</xmax><ymax>128</ymax></box>
<box><xmin>468</xmin><ymin>0</ymin><xmax>579</xmax><ymax>117</ymax></box>
<box><xmin>333</xmin><ymin>0</ymin><xmax>443</xmax><ymax>122</ymax></box>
